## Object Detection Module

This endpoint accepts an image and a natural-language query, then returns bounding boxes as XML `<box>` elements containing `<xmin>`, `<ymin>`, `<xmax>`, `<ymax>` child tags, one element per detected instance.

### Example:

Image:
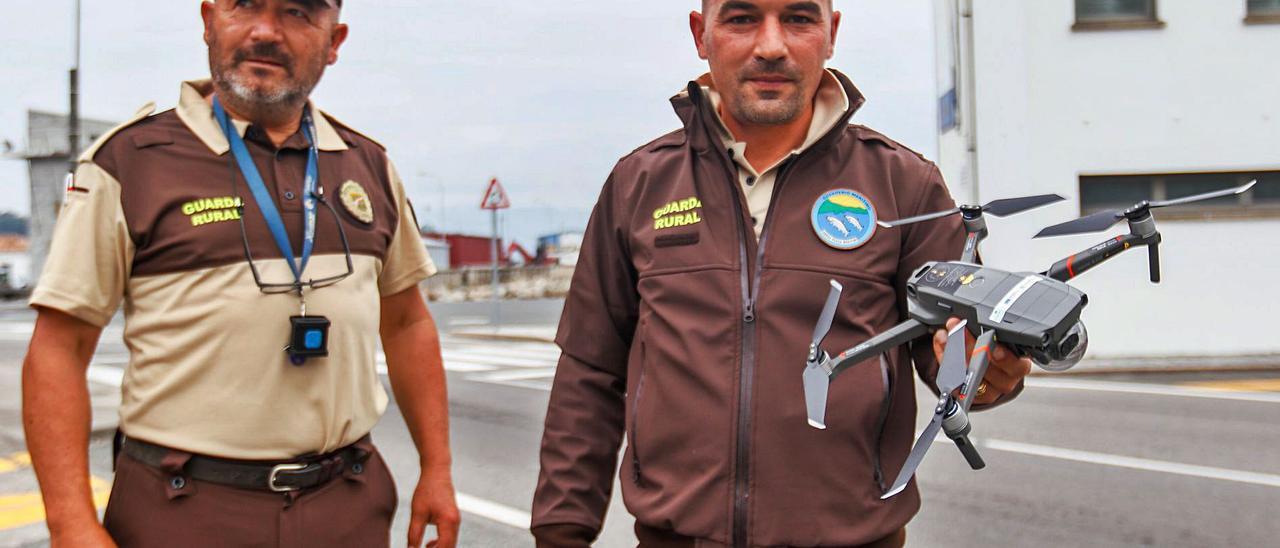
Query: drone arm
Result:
<box><xmin>960</xmin><ymin>231</ymin><xmax>981</xmax><ymax>264</ymax></box>
<box><xmin>952</xmin><ymin>434</ymin><xmax>985</xmax><ymax>470</ymax></box>
<box><xmin>827</xmin><ymin>319</ymin><xmax>930</xmax><ymax>379</ymax></box>
<box><xmin>1043</xmin><ymin>232</ymin><xmax>1149</xmax><ymax>282</ymax></box>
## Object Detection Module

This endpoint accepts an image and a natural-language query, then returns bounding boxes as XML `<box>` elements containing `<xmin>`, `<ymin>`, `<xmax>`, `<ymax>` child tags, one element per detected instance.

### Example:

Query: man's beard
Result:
<box><xmin>728</xmin><ymin>59</ymin><xmax>807</xmax><ymax>126</ymax></box>
<box><xmin>209</xmin><ymin>39</ymin><xmax>324</xmax><ymax>115</ymax></box>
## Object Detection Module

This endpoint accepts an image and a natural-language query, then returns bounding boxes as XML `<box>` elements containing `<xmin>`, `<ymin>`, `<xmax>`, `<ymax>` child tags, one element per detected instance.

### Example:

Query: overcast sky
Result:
<box><xmin>0</xmin><ymin>0</ymin><xmax>937</xmax><ymax>243</ymax></box>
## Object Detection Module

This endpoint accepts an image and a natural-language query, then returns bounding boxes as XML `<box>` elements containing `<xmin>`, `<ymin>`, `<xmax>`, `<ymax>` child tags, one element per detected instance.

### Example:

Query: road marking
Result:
<box><xmin>0</xmin><ymin>453</ymin><xmax>30</xmax><ymax>474</ymax></box>
<box><xmin>1180</xmin><ymin>378</ymin><xmax>1280</xmax><ymax>392</ymax></box>
<box><xmin>456</xmin><ymin>493</ymin><xmax>530</xmax><ymax>529</ymax></box>
<box><xmin>981</xmin><ymin>438</ymin><xmax>1280</xmax><ymax>489</ymax></box>
<box><xmin>471</xmin><ymin>368</ymin><xmax>557</xmax><ymax>383</ymax></box>
<box><xmin>87</xmin><ymin>365</ymin><xmax>125</xmax><ymax>387</ymax></box>
<box><xmin>0</xmin><ymin>477</ymin><xmax>111</xmax><ymax>531</ymax></box>
<box><xmin>1025</xmin><ymin>377</ymin><xmax>1280</xmax><ymax>404</ymax></box>
<box><xmin>448</xmin><ymin>317</ymin><xmax>491</xmax><ymax>327</ymax></box>
<box><xmin>442</xmin><ymin>350</ymin><xmax>557</xmax><ymax>368</ymax></box>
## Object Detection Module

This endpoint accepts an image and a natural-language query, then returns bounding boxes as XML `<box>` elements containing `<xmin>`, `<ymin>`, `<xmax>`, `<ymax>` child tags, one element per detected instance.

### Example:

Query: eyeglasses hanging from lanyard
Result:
<box><xmin>212</xmin><ymin>96</ymin><xmax>352</xmax><ymax>365</ymax></box>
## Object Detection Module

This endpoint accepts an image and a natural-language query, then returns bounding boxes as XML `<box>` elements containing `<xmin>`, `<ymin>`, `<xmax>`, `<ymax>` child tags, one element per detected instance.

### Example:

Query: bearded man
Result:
<box><xmin>532</xmin><ymin>1</ymin><xmax>1032</xmax><ymax>546</ymax></box>
<box><xmin>22</xmin><ymin>1</ymin><xmax>458</xmax><ymax>546</ymax></box>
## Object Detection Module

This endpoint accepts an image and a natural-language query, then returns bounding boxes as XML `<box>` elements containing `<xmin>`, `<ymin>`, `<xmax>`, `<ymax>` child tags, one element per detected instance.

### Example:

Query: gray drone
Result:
<box><xmin>803</xmin><ymin>180</ymin><xmax>1257</xmax><ymax>499</ymax></box>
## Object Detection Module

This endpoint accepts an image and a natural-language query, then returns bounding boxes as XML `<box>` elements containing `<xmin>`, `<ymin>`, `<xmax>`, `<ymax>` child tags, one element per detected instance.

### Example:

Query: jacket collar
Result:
<box><xmin>176</xmin><ymin>79</ymin><xmax>349</xmax><ymax>155</ymax></box>
<box><xmin>671</xmin><ymin>68</ymin><xmax>866</xmax><ymax>155</ymax></box>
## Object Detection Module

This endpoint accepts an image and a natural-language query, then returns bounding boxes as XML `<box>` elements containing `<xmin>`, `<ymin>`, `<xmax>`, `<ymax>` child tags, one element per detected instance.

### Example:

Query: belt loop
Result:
<box><xmin>159</xmin><ymin>448</ymin><xmax>194</xmax><ymax>500</ymax></box>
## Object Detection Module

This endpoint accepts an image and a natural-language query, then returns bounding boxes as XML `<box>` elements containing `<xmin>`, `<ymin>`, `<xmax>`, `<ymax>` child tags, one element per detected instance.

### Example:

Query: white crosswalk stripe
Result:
<box><xmin>375</xmin><ymin>335</ymin><xmax>560</xmax><ymax>390</ymax></box>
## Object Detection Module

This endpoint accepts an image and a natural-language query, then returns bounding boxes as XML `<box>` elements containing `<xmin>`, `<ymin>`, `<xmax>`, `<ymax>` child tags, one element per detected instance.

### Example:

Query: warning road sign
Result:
<box><xmin>480</xmin><ymin>178</ymin><xmax>511</xmax><ymax>210</ymax></box>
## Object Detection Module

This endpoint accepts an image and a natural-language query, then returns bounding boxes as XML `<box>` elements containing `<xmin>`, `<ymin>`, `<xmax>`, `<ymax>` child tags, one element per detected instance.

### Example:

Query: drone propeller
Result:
<box><xmin>878</xmin><ymin>194</ymin><xmax>1065</xmax><ymax>229</ymax></box>
<box><xmin>882</xmin><ymin>321</ymin><xmax>969</xmax><ymax>498</ymax></box>
<box><xmin>803</xmin><ymin>280</ymin><xmax>844</xmax><ymax>430</ymax></box>
<box><xmin>936</xmin><ymin>321</ymin><xmax>970</xmax><ymax>395</ymax></box>
<box><xmin>1035</xmin><ymin>180</ymin><xmax>1257</xmax><ymax>238</ymax></box>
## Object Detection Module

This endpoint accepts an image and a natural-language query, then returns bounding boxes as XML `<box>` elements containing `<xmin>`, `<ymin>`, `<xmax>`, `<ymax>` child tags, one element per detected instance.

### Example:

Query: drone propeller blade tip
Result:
<box><xmin>880</xmin><ymin>484</ymin><xmax>908</xmax><ymax>500</ymax></box>
<box><xmin>829</xmin><ymin>279</ymin><xmax>843</xmax><ymax>291</ymax></box>
<box><xmin>876</xmin><ymin>220</ymin><xmax>892</xmax><ymax>228</ymax></box>
<box><xmin>1240</xmin><ymin>179</ymin><xmax>1258</xmax><ymax>193</ymax></box>
<box><xmin>808</xmin><ymin>418</ymin><xmax>827</xmax><ymax>430</ymax></box>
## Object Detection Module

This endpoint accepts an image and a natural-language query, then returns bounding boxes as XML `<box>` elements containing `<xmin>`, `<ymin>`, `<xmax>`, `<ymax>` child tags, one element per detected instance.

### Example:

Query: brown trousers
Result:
<box><xmin>103</xmin><ymin>439</ymin><xmax>397</xmax><ymax>548</ymax></box>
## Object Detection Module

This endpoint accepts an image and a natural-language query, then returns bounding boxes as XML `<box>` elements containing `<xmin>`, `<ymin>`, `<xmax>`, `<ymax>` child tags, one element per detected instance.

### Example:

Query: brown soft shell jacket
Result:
<box><xmin>534</xmin><ymin>71</ymin><xmax>969</xmax><ymax>547</ymax></box>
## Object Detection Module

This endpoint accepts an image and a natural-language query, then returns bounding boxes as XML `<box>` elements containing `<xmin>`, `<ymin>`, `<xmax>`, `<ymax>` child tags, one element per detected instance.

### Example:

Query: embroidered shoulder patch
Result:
<box><xmin>339</xmin><ymin>180</ymin><xmax>374</xmax><ymax>224</ymax></box>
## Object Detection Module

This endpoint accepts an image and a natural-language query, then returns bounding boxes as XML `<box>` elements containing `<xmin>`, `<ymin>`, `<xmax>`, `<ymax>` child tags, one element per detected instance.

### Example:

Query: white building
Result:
<box><xmin>933</xmin><ymin>0</ymin><xmax>1280</xmax><ymax>360</ymax></box>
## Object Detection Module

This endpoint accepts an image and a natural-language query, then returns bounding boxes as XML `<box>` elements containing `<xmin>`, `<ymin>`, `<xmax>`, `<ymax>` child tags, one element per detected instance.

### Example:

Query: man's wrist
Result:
<box><xmin>419</xmin><ymin>459</ymin><xmax>453</xmax><ymax>475</ymax></box>
<box><xmin>46</xmin><ymin>507</ymin><xmax>102</xmax><ymax>535</ymax></box>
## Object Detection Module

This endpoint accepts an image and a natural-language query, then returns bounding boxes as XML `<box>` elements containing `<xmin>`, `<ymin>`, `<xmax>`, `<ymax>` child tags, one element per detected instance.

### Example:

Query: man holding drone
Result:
<box><xmin>533</xmin><ymin>1</ymin><xmax>1034</xmax><ymax>546</ymax></box>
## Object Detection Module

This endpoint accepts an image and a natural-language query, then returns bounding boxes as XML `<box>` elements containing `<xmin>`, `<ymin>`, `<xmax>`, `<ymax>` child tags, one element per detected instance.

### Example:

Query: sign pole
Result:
<box><xmin>480</xmin><ymin>177</ymin><xmax>511</xmax><ymax>330</ymax></box>
<box><xmin>491</xmin><ymin>207</ymin><xmax>501</xmax><ymax>329</ymax></box>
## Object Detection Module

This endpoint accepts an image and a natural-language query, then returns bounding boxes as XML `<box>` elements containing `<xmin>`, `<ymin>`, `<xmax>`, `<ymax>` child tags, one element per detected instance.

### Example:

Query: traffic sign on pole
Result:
<box><xmin>480</xmin><ymin>177</ymin><xmax>511</xmax><ymax>210</ymax></box>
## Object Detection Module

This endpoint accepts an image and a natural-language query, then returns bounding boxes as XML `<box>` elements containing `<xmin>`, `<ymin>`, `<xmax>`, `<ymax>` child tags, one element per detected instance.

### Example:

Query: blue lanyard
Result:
<box><xmin>212</xmin><ymin>96</ymin><xmax>319</xmax><ymax>284</ymax></box>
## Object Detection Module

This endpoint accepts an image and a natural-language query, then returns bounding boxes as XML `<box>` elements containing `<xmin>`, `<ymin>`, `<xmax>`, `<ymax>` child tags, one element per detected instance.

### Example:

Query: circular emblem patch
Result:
<box><xmin>339</xmin><ymin>180</ymin><xmax>374</xmax><ymax>224</ymax></box>
<box><xmin>811</xmin><ymin>189</ymin><xmax>877</xmax><ymax>250</ymax></box>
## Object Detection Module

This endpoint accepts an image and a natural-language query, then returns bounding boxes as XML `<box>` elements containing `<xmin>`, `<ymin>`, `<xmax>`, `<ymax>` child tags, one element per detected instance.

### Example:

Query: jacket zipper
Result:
<box><xmin>631</xmin><ymin>338</ymin><xmax>649</xmax><ymax>485</ymax></box>
<box><xmin>872</xmin><ymin>357</ymin><xmax>893</xmax><ymax>491</ymax></box>
<box><xmin>729</xmin><ymin>152</ymin><xmax>803</xmax><ymax>547</ymax></box>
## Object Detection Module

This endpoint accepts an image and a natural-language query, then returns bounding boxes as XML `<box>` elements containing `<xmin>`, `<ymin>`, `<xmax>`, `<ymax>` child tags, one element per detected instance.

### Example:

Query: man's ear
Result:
<box><xmin>327</xmin><ymin>23</ymin><xmax>350</xmax><ymax>66</ymax></box>
<box><xmin>200</xmin><ymin>1</ymin><xmax>216</xmax><ymax>48</ymax></box>
<box><xmin>827</xmin><ymin>10</ymin><xmax>841</xmax><ymax>59</ymax></box>
<box><xmin>690</xmin><ymin>11</ymin><xmax>709</xmax><ymax>60</ymax></box>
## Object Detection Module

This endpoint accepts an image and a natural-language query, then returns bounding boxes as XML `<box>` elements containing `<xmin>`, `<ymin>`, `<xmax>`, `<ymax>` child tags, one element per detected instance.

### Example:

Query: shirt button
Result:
<box><xmin>284</xmin><ymin>191</ymin><xmax>296</xmax><ymax>200</ymax></box>
<box><xmin>746</xmin><ymin>176</ymin><xmax>756</xmax><ymax>186</ymax></box>
<box><xmin>752</xmin><ymin>217</ymin><xmax>759</xmax><ymax>226</ymax></box>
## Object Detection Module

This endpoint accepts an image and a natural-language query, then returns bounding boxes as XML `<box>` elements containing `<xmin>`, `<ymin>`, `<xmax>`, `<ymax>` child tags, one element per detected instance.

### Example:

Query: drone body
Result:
<box><xmin>907</xmin><ymin>260</ymin><xmax>1088</xmax><ymax>365</ymax></box>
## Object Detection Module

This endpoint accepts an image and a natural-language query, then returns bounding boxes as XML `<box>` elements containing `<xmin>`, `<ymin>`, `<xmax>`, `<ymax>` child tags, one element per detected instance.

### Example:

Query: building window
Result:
<box><xmin>1246</xmin><ymin>0</ymin><xmax>1280</xmax><ymax>24</ymax></box>
<box><xmin>1079</xmin><ymin>171</ymin><xmax>1280</xmax><ymax>220</ymax></box>
<box><xmin>1073</xmin><ymin>0</ymin><xmax>1165</xmax><ymax>31</ymax></box>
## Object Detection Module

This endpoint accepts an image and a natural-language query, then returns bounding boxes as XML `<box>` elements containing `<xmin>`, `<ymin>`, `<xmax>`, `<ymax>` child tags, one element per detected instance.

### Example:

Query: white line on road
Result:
<box><xmin>87</xmin><ymin>365</ymin><xmax>124</xmax><ymax>386</ymax></box>
<box><xmin>1026</xmin><ymin>377</ymin><xmax>1280</xmax><ymax>404</ymax></box>
<box><xmin>981</xmin><ymin>438</ymin><xmax>1280</xmax><ymax>489</ymax></box>
<box><xmin>456</xmin><ymin>493</ymin><xmax>532</xmax><ymax>529</ymax></box>
<box><xmin>471</xmin><ymin>368</ymin><xmax>557</xmax><ymax>382</ymax></box>
<box><xmin>441</xmin><ymin>351</ymin><xmax>556</xmax><ymax>368</ymax></box>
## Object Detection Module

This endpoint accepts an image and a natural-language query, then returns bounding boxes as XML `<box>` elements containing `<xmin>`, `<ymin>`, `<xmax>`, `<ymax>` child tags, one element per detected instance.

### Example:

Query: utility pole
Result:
<box><xmin>67</xmin><ymin>0</ymin><xmax>82</xmax><ymax>174</ymax></box>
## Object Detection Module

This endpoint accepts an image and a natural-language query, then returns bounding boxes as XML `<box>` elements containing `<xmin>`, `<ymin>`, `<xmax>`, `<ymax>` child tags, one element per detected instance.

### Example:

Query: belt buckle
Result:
<box><xmin>268</xmin><ymin>463</ymin><xmax>308</xmax><ymax>492</ymax></box>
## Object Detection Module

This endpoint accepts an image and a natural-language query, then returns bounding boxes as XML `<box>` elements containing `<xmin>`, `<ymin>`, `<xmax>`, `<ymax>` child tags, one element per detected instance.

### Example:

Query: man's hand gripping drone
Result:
<box><xmin>802</xmin><ymin>180</ymin><xmax>1256</xmax><ymax>499</ymax></box>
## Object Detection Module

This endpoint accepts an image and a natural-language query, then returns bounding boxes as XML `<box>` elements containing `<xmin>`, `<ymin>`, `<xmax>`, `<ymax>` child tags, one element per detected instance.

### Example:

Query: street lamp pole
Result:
<box><xmin>67</xmin><ymin>0</ymin><xmax>81</xmax><ymax>173</ymax></box>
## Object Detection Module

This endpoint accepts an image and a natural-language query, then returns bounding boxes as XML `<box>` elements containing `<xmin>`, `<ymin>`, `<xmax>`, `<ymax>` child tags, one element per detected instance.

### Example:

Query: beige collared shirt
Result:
<box><xmin>30</xmin><ymin>80</ymin><xmax>435</xmax><ymax>459</ymax></box>
<box><xmin>698</xmin><ymin>69</ymin><xmax>850</xmax><ymax>239</ymax></box>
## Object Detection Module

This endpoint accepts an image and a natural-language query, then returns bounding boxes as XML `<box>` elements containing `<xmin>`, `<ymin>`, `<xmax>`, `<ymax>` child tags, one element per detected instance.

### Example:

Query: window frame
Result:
<box><xmin>1245</xmin><ymin>0</ymin><xmax>1280</xmax><ymax>24</ymax></box>
<box><xmin>1078</xmin><ymin>170</ymin><xmax>1280</xmax><ymax>221</ymax></box>
<box><xmin>1072</xmin><ymin>0</ymin><xmax>1165</xmax><ymax>31</ymax></box>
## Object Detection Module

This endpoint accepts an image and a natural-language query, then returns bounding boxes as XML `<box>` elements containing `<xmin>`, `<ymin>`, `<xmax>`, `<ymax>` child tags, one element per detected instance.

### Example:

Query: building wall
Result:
<box><xmin>26</xmin><ymin>111</ymin><xmax>118</xmax><ymax>285</ymax></box>
<box><xmin>937</xmin><ymin>0</ymin><xmax>1280</xmax><ymax>358</ymax></box>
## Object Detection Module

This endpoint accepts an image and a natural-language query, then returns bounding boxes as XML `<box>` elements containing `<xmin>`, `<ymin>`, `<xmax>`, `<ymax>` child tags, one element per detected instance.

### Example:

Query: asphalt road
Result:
<box><xmin>2</xmin><ymin>298</ymin><xmax>1279</xmax><ymax>547</ymax></box>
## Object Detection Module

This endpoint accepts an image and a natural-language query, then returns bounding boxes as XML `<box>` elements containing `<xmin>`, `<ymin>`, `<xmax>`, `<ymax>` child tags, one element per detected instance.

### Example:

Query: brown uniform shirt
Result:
<box><xmin>30</xmin><ymin>80</ymin><xmax>436</xmax><ymax>459</ymax></box>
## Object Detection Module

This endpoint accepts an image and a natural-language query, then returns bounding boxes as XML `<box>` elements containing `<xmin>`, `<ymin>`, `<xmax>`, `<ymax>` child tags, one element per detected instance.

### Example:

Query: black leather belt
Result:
<box><xmin>121</xmin><ymin>437</ymin><xmax>371</xmax><ymax>493</ymax></box>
